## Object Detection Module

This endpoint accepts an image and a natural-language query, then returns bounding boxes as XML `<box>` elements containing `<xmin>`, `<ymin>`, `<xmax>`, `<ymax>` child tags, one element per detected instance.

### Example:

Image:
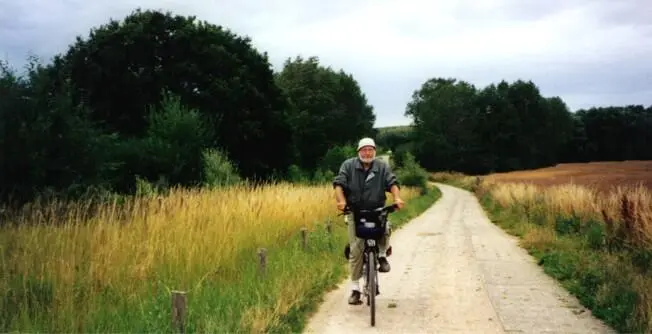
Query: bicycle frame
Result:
<box><xmin>340</xmin><ymin>203</ymin><xmax>398</xmax><ymax>327</ymax></box>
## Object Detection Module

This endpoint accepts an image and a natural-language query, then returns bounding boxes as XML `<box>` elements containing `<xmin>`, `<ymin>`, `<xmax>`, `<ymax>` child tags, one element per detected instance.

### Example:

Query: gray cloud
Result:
<box><xmin>1</xmin><ymin>0</ymin><xmax>650</xmax><ymax>127</ymax></box>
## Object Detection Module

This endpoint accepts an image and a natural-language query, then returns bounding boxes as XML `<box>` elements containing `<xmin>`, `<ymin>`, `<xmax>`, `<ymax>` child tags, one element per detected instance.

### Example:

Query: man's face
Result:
<box><xmin>358</xmin><ymin>146</ymin><xmax>376</xmax><ymax>163</ymax></box>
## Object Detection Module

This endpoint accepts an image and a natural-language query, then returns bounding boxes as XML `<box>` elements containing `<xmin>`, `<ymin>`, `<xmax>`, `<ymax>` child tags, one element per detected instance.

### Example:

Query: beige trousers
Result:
<box><xmin>346</xmin><ymin>213</ymin><xmax>391</xmax><ymax>281</ymax></box>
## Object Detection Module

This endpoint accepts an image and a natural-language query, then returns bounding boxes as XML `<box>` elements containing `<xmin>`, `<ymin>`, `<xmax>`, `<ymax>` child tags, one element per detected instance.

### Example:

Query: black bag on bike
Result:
<box><xmin>352</xmin><ymin>210</ymin><xmax>386</xmax><ymax>240</ymax></box>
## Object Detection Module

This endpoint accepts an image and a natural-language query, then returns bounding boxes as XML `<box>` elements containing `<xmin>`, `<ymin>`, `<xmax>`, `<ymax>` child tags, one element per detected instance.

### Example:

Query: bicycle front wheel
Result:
<box><xmin>367</xmin><ymin>251</ymin><xmax>377</xmax><ymax>326</ymax></box>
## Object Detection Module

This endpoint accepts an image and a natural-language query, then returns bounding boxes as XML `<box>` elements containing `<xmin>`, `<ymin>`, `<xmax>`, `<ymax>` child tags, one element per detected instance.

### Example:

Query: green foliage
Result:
<box><xmin>45</xmin><ymin>8</ymin><xmax>294</xmax><ymax>180</ymax></box>
<box><xmin>317</xmin><ymin>144</ymin><xmax>357</xmax><ymax>174</ymax></box>
<box><xmin>390</xmin><ymin>141</ymin><xmax>416</xmax><ymax>169</ymax></box>
<box><xmin>375</xmin><ymin>125</ymin><xmax>413</xmax><ymax>153</ymax></box>
<box><xmin>286</xmin><ymin>164</ymin><xmax>311</xmax><ymax>184</ymax></box>
<box><xmin>201</xmin><ymin>148</ymin><xmax>242</xmax><ymax>188</ymax></box>
<box><xmin>275</xmin><ymin>56</ymin><xmax>376</xmax><ymax>171</ymax></box>
<box><xmin>0</xmin><ymin>58</ymin><xmax>119</xmax><ymax>204</ymax></box>
<box><xmin>135</xmin><ymin>176</ymin><xmax>161</xmax><ymax>197</ymax></box>
<box><xmin>312</xmin><ymin>169</ymin><xmax>336</xmax><ymax>185</ymax></box>
<box><xmin>479</xmin><ymin>192</ymin><xmax>649</xmax><ymax>333</ymax></box>
<box><xmin>555</xmin><ymin>215</ymin><xmax>582</xmax><ymax>235</ymax></box>
<box><xmin>110</xmin><ymin>91</ymin><xmax>212</xmax><ymax>192</ymax></box>
<box><xmin>585</xmin><ymin>221</ymin><xmax>606</xmax><ymax>250</ymax></box>
<box><xmin>404</xmin><ymin>76</ymin><xmax>652</xmax><ymax>175</ymax></box>
<box><xmin>394</xmin><ymin>152</ymin><xmax>428</xmax><ymax>193</ymax></box>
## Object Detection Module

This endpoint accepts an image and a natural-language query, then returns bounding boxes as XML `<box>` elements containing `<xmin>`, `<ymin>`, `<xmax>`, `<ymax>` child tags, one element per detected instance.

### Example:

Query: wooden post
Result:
<box><xmin>258</xmin><ymin>248</ymin><xmax>267</xmax><ymax>276</ymax></box>
<box><xmin>171</xmin><ymin>290</ymin><xmax>187</xmax><ymax>333</ymax></box>
<box><xmin>326</xmin><ymin>217</ymin><xmax>332</xmax><ymax>234</ymax></box>
<box><xmin>301</xmin><ymin>227</ymin><xmax>308</xmax><ymax>250</ymax></box>
<box><xmin>325</xmin><ymin>218</ymin><xmax>333</xmax><ymax>249</ymax></box>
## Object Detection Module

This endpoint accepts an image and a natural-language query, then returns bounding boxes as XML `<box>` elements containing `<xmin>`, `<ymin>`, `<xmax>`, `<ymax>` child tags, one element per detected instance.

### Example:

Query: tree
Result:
<box><xmin>404</xmin><ymin>77</ymin><xmax>579</xmax><ymax>174</ymax></box>
<box><xmin>571</xmin><ymin>106</ymin><xmax>652</xmax><ymax>162</ymax></box>
<box><xmin>44</xmin><ymin>8</ymin><xmax>293</xmax><ymax>180</ymax></box>
<box><xmin>375</xmin><ymin>126</ymin><xmax>413</xmax><ymax>153</ymax></box>
<box><xmin>0</xmin><ymin>58</ymin><xmax>117</xmax><ymax>205</ymax></box>
<box><xmin>404</xmin><ymin>77</ymin><xmax>480</xmax><ymax>172</ymax></box>
<box><xmin>275</xmin><ymin>56</ymin><xmax>376</xmax><ymax>171</ymax></box>
<box><xmin>110</xmin><ymin>92</ymin><xmax>214</xmax><ymax>192</ymax></box>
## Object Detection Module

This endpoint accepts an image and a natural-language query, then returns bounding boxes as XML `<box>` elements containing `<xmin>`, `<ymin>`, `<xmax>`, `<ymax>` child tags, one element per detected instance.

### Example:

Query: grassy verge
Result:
<box><xmin>0</xmin><ymin>182</ymin><xmax>441</xmax><ymax>333</ymax></box>
<box><xmin>430</xmin><ymin>172</ymin><xmax>651</xmax><ymax>333</ymax></box>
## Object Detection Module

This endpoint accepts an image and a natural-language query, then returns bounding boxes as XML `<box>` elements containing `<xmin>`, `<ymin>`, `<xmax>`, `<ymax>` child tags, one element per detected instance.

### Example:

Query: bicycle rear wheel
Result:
<box><xmin>367</xmin><ymin>251</ymin><xmax>377</xmax><ymax>326</ymax></box>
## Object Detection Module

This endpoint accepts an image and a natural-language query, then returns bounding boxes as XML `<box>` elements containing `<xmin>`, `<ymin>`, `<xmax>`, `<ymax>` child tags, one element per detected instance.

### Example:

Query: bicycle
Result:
<box><xmin>340</xmin><ymin>203</ymin><xmax>399</xmax><ymax>327</ymax></box>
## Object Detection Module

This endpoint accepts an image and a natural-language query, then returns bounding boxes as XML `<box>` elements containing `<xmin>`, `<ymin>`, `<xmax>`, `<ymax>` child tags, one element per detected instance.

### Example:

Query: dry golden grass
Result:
<box><xmin>0</xmin><ymin>182</ymin><xmax>423</xmax><ymax>332</ymax></box>
<box><xmin>482</xmin><ymin>161</ymin><xmax>652</xmax><ymax>248</ymax></box>
<box><xmin>488</xmin><ymin>181</ymin><xmax>652</xmax><ymax>333</ymax></box>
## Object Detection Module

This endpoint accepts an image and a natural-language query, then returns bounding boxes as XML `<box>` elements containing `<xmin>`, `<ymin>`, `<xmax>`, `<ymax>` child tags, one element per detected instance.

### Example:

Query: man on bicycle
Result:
<box><xmin>333</xmin><ymin>137</ymin><xmax>405</xmax><ymax>305</ymax></box>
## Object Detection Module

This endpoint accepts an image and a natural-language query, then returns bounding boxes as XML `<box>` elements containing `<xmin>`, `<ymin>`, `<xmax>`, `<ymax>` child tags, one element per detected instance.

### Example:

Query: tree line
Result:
<box><xmin>1</xmin><ymin>9</ymin><xmax>383</xmax><ymax>207</ymax></box>
<box><xmin>379</xmin><ymin>78</ymin><xmax>651</xmax><ymax>175</ymax></box>
<box><xmin>2</xmin><ymin>8</ymin><xmax>649</xmax><ymax>209</ymax></box>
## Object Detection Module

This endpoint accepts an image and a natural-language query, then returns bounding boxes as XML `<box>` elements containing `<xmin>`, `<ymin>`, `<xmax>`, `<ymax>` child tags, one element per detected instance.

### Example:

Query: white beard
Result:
<box><xmin>358</xmin><ymin>154</ymin><xmax>375</xmax><ymax>164</ymax></box>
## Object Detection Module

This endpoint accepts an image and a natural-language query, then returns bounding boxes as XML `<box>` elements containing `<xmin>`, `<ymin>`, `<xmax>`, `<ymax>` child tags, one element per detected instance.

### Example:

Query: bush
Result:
<box><xmin>395</xmin><ymin>152</ymin><xmax>428</xmax><ymax>193</ymax></box>
<box><xmin>286</xmin><ymin>164</ymin><xmax>308</xmax><ymax>184</ymax></box>
<box><xmin>201</xmin><ymin>149</ymin><xmax>242</xmax><ymax>188</ymax></box>
<box><xmin>391</xmin><ymin>141</ymin><xmax>416</xmax><ymax>169</ymax></box>
<box><xmin>318</xmin><ymin>144</ymin><xmax>357</xmax><ymax>173</ymax></box>
<box><xmin>110</xmin><ymin>92</ymin><xmax>213</xmax><ymax>192</ymax></box>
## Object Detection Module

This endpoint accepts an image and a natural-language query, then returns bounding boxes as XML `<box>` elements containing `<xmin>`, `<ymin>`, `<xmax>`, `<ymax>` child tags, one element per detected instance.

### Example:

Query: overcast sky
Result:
<box><xmin>1</xmin><ymin>0</ymin><xmax>650</xmax><ymax>127</ymax></box>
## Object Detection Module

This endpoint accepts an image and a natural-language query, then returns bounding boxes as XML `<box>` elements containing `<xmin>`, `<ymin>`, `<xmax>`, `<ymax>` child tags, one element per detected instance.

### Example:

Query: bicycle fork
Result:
<box><xmin>363</xmin><ymin>240</ymin><xmax>380</xmax><ymax>299</ymax></box>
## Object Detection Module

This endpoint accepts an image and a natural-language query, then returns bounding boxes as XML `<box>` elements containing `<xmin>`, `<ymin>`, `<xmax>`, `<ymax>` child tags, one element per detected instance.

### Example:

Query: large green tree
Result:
<box><xmin>0</xmin><ymin>59</ymin><xmax>117</xmax><ymax>204</ymax></box>
<box><xmin>567</xmin><ymin>105</ymin><xmax>652</xmax><ymax>162</ymax></box>
<box><xmin>275</xmin><ymin>56</ymin><xmax>376</xmax><ymax>170</ymax></box>
<box><xmin>404</xmin><ymin>78</ymin><xmax>481</xmax><ymax>173</ymax></box>
<box><xmin>404</xmin><ymin>77</ymin><xmax>576</xmax><ymax>174</ymax></box>
<box><xmin>44</xmin><ymin>8</ymin><xmax>293</xmax><ymax>179</ymax></box>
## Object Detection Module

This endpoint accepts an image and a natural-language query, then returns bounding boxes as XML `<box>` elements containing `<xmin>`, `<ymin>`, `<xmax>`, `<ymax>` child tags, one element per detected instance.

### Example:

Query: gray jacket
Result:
<box><xmin>332</xmin><ymin>157</ymin><xmax>400</xmax><ymax>210</ymax></box>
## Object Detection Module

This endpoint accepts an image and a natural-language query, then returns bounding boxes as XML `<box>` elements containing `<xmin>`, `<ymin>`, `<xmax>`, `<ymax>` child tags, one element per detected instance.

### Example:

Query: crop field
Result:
<box><xmin>483</xmin><ymin>160</ymin><xmax>652</xmax><ymax>193</ymax></box>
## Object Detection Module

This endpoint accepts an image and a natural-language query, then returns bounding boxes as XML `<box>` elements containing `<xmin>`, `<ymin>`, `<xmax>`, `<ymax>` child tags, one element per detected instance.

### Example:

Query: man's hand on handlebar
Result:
<box><xmin>394</xmin><ymin>197</ymin><xmax>405</xmax><ymax>210</ymax></box>
<box><xmin>337</xmin><ymin>201</ymin><xmax>347</xmax><ymax>211</ymax></box>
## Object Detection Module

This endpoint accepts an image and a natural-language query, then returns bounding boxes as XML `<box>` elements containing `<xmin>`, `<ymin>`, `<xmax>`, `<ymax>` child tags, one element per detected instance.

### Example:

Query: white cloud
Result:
<box><xmin>1</xmin><ymin>0</ymin><xmax>650</xmax><ymax>127</ymax></box>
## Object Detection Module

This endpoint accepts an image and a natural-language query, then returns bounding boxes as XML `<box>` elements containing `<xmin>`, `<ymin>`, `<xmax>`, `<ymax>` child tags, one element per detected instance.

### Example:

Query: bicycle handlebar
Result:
<box><xmin>338</xmin><ymin>203</ymin><xmax>399</xmax><ymax>216</ymax></box>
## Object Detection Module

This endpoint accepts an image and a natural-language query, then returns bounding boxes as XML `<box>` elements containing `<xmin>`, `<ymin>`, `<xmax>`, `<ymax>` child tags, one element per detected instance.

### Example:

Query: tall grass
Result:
<box><xmin>0</xmin><ymin>182</ymin><xmax>437</xmax><ymax>333</ymax></box>
<box><xmin>431</xmin><ymin>172</ymin><xmax>652</xmax><ymax>333</ymax></box>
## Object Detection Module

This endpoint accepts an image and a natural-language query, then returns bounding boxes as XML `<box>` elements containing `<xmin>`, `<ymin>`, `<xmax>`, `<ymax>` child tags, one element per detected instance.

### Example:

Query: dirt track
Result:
<box><xmin>303</xmin><ymin>183</ymin><xmax>615</xmax><ymax>333</ymax></box>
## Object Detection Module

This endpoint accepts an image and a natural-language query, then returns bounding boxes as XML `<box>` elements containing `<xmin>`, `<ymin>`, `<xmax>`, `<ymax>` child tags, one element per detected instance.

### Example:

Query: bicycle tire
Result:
<box><xmin>368</xmin><ymin>251</ymin><xmax>376</xmax><ymax>326</ymax></box>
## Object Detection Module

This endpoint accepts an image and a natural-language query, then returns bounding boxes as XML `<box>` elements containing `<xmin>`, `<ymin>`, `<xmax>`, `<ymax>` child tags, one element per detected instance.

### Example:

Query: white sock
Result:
<box><xmin>351</xmin><ymin>280</ymin><xmax>360</xmax><ymax>291</ymax></box>
<box><xmin>379</xmin><ymin>247</ymin><xmax>387</xmax><ymax>258</ymax></box>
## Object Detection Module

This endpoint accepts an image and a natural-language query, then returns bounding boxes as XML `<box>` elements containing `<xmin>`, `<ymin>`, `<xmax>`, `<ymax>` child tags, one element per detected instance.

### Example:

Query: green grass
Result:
<box><xmin>477</xmin><ymin>192</ymin><xmax>648</xmax><ymax>334</ymax></box>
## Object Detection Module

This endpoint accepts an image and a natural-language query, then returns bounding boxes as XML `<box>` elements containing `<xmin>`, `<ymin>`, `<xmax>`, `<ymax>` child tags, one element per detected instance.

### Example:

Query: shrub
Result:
<box><xmin>395</xmin><ymin>152</ymin><xmax>428</xmax><ymax>193</ymax></box>
<box><xmin>201</xmin><ymin>148</ymin><xmax>242</xmax><ymax>188</ymax></box>
<box><xmin>318</xmin><ymin>144</ymin><xmax>357</xmax><ymax>173</ymax></box>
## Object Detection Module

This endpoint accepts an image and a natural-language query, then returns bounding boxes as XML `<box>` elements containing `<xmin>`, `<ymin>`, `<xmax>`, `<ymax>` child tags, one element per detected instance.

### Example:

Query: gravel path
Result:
<box><xmin>303</xmin><ymin>183</ymin><xmax>615</xmax><ymax>333</ymax></box>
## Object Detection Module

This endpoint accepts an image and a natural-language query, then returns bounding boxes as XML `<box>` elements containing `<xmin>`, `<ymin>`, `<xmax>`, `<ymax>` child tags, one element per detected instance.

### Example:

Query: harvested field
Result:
<box><xmin>484</xmin><ymin>160</ymin><xmax>652</xmax><ymax>193</ymax></box>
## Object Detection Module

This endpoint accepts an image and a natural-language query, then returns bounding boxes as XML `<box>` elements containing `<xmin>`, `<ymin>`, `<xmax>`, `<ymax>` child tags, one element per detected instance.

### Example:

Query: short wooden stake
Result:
<box><xmin>301</xmin><ymin>227</ymin><xmax>308</xmax><ymax>250</ymax></box>
<box><xmin>258</xmin><ymin>248</ymin><xmax>267</xmax><ymax>276</ymax></box>
<box><xmin>171</xmin><ymin>290</ymin><xmax>187</xmax><ymax>333</ymax></box>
